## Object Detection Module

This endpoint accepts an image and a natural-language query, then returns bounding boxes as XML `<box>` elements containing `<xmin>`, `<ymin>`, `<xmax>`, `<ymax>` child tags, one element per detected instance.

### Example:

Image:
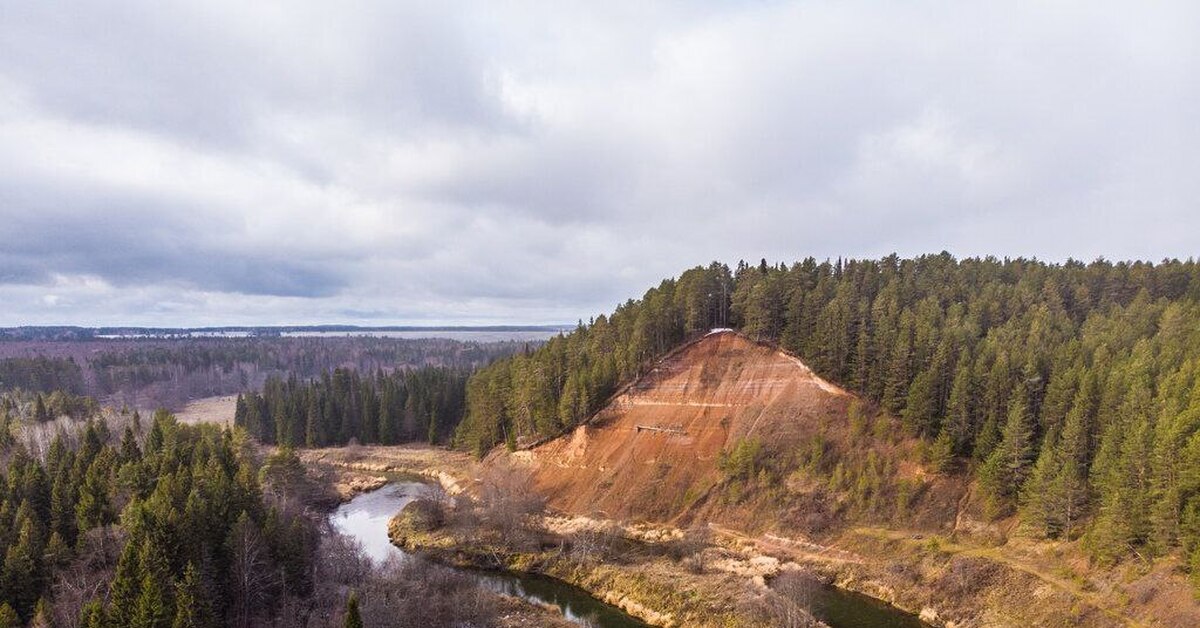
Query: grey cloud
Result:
<box><xmin>0</xmin><ymin>181</ymin><xmax>351</xmax><ymax>297</ymax></box>
<box><xmin>0</xmin><ymin>1</ymin><xmax>1196</xmax><ymax>326</ymax></box>
<box><xmin>0</xmin><ymin>1</ymin><xmax>519</xmax><ymax>153</ymax></box>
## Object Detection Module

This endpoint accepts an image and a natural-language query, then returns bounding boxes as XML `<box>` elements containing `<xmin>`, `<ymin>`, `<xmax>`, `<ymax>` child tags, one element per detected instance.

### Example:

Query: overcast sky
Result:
<box><xmin>1</xmin><ymin>1</ymin><xmax>1197</xmax><ymax>326</ymax></box>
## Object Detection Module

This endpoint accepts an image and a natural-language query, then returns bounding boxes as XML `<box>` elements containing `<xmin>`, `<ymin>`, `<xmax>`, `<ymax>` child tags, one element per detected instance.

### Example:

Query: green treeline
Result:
<box><xmin>0</xmin><ymin>411</ymin><xmax>317</xmax><ymax>626</ymax></box>
<box><xmin>1</xmin><ymin>390</ymin><xmax>100</xmax><ymax>425</ymax></box>
<box><xmin>454</xmin><ymin>254</ymin><xmax>1200</xmax><ymax>570</ymax></box>
<box><xmin>234</xmin><ymin>366</ymin><xmax>469</xmax><ymax>447</ymax></box>
<box><xmin>0</xmin><ymin>357</ymin><xmax>85</xmax><ymax>395</ymax></box>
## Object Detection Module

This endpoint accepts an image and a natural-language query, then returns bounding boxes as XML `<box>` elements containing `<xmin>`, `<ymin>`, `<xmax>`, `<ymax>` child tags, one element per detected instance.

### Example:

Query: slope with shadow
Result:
<box><xmin>517</xmin><ymin>330</ymin><xmax>914</xmax><ymax>528</ymax></box>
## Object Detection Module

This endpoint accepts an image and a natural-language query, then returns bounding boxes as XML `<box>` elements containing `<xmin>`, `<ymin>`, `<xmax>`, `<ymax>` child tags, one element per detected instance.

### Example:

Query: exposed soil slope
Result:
<box><xmin>521</xmin><ymin>330</ymin><xmax>860</xmax><ymax>523</ymax></box>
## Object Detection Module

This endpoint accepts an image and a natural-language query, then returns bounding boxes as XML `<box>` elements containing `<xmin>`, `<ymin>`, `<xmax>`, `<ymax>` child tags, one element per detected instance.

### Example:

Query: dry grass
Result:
<box><xmin>174</xmin><ymin>394</ymin><xmax>238</xmax><ymax>426</ymax></box>
<box><xmin>299</xmin><ymin>444</ymin><xmax>477</xmax><ymax>500</ymax></box>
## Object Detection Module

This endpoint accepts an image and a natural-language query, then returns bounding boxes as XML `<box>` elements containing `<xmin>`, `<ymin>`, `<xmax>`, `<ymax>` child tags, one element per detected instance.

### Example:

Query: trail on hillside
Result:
<box><xmin>852</xmin><ymin>528</ymin><xmax>1146</xmax><ymax>627</ymax></box>
<box><xmin>523</xmin><ymin>331</ymin><xmax>855</xmax><ymax>522</ymax></box>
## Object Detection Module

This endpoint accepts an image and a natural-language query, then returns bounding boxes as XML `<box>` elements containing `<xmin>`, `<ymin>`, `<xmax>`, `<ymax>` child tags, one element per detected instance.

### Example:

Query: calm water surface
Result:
<box><xmin>330</xmin><ymin>482</ymin><xmax>649</xmax><ymax>627</ymax></box>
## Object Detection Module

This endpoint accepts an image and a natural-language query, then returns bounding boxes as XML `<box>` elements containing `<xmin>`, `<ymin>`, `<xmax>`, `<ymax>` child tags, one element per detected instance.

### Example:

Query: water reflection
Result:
<box><xmin>330</xmin><ymin>482</ymin><xmax>422</xmax><ymax>564</ymax></box>
<box><xmin>329</xmin><ymin>482</ymin><xmax>648</xmax><ymax>627</ymax></box>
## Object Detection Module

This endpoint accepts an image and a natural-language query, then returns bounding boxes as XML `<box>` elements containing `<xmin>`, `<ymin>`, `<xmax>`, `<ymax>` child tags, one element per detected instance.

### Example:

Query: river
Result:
<box><xmin>329</xmin><ymin>482</ymin><xmax>928</xmax><ymax>628</ymax></box>
<box><xmin>330</xmin><ymin>482</ymin><xmax>650</xmax><ymax>627</ymax></box>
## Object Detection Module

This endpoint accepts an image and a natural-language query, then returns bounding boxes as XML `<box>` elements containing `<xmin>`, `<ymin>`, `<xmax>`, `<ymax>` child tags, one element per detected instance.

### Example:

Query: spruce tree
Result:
<box><xmin>980</xmin><ymin>384</ymin><xmax>1036</xmax><ymax>517</ymax></box>
<box><xmin>76</xmin><ymin>459</ymin><xmax>113</xmax><ymax>536</ymax></box>
<box><xmin>344</xmin><ymin>592</ymin><xmax>363</xmax><ymax>628</ymax></box>
<box><xmin>378</xmin><ymin>393</ymin><xmax>394</xmax><ymax>446</ymax></box>
<box><xmin>171</xmin><ymin>563</ymin><xmax>210</xmax><ymax>628</ymax></box>
<box><xmin>108</xmin><ymin>539</ymin><xmax>142</xmax><ymax>627</ymax></box>
<box><xmin>132</xmin><ymin>534</ymin><xmax>175</xmax><ymax>628</ymax></box>
<box><xmin>943</xmin><ymin>362</ymin><xmax>976</xmax><ymax>454</ymax></box>
<box><xmin>0</xmin><ymin>604</ymin><xmax>18</xmax><ymax>628</ymax></box>
<box><xmin>78</xmin><ymin>599</ymin><xmax>105</xmax><ymax>628</ymax></box>
<box><xmin>30</xmin><ymin>597</ymin><xmax>52</xmax><ymax>628</ymax></box>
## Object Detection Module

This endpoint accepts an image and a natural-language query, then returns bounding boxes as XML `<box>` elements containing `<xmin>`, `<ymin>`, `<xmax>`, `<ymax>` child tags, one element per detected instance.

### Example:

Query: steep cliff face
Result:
<box><xmin>520</xmin><ymin>330</ymin><xmax>874</xmax><ymax>525</ymax></box>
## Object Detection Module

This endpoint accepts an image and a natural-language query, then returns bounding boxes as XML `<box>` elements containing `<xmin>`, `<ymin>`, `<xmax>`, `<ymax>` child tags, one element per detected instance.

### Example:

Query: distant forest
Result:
<box><xmin>454</xmin><ymin>254</ymin><xmax>1200</xmax><ymax>571</ymax></box>
<box><xmin>233</xmin><ymin>366</ymin><xmax>469</xmax><ymax>447</ymax></box>
<box><xmin>0</xmin><ymin>337</ymin><xmax>528</xmax><ymax>411</ymax></box>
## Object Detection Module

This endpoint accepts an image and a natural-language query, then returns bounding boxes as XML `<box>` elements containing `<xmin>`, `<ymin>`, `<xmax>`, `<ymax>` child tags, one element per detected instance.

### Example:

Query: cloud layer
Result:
<box><xmin>1</xmin><ymin>1</ymin><xmax>1197</xmax><ymax>325</ymax></box>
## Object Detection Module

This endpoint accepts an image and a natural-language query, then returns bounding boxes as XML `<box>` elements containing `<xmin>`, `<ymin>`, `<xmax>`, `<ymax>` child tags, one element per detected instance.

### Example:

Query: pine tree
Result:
<box><xmin>1022</xmin><ymin>368</ymin><xmax>1098</xmax><ymax>540</ymax></box>
<box><xmin>943</xmin><ymin>361</ymin><xmax>976</xmax><ymax>454</ymax></box>
<box><xmin>926</xmin><ymin>428</ymin><xmax>956</xmax><ymax>474</ymax></box>
<box><xmin>344</xmin><ymin>592</ymin><xmax>363</xmax><ymax>628</ymax></box>
<box><xmin>902</xmin><ymin>367</ymin><xmax>938</xmax><ymax>437</ymax></box>
<box><xmin>1086</xmin><ymin>381</ymin><xmax>1155</xmax><ymax>563</ymax></box>
<box><xmin>881</xmin><ymin>316</ymin><xmax>913</xmax><ymax>415</ymax></box>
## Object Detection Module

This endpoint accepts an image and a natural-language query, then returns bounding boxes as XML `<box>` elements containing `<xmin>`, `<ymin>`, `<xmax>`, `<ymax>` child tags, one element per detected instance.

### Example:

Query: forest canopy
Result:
<box><xmin>453</xmin><ymin>254</ymin><xmax>1200</xmax><ymax>570</ymax></box>
<box><xmin>234</xmin><ymin>366</ymin><xmax>470</xmax><ymax>448</ymax></box>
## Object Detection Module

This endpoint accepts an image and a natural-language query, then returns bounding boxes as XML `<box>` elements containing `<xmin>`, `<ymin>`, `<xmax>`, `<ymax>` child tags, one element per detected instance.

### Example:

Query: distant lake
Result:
<box><xmin>93</xmin><ymin>329</ymin><xmax>566</xmax><ymax>342</ymax></box>
<box><xmin>279</xmin><ymin>330</ymin><xmax>563</xmax><ymax>342</ymax></box>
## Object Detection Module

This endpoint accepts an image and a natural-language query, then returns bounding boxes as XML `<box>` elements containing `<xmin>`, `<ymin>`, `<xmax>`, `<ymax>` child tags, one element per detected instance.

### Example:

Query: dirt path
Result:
<box><xmin>708</xmin><ymin>524</ymin><xmax>865</xmax><ymax>566</ymax></box>
<box><xmin>851</xmin><ymin>527</ymin><xmax>1147</xmax><ymax>628</ymax></box>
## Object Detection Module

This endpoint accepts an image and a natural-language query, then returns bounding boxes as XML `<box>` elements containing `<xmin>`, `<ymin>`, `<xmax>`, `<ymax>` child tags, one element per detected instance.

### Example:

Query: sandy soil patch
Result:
<box><xmin>175</xmin><ymin>395</ymin><xmax>239</xmax><ymax>426</ymax></box>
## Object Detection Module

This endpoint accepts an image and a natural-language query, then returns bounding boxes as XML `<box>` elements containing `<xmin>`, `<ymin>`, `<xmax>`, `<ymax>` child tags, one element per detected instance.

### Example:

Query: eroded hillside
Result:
<box><xmin>514</xmin><ymin>330</ymin><xmax>961</xmax><ymax>532</ymax></box>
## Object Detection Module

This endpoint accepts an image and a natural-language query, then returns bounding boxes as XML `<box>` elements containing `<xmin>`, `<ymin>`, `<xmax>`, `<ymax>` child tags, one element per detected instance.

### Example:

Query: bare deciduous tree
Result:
<box><xmin>478</xmin><ymin>460</ymin><xmax>546</xmax><ymax>547</ymax></box>
<box><xmin>229</xmin><ymin>516</ymin><xmax>282</xmax><ymax>628</ymax></box>
<box><xmin>761</xmin><ymin>570</ymin><xmax>823</xmax><ymax>628</ymax></box>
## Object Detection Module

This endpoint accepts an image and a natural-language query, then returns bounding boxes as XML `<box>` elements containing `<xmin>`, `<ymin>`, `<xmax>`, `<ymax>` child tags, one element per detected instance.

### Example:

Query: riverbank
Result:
<box><xmin>399</xmin><ymin>445</ymin><xmax>1200</xmax><ymax>626</ymax></box>
<box><xmin>299</xmin><ymin>444</ymin><xmax>477</xmax><ymax>500</ymax></box>
<box><xmin>389</xmin><ymin>499</ymin><xmax>837</xmax><ymax>627</ymax></box>
<box><xmin>309</xmin><ymin>444</ymin><xmax>1163</xmax><ymax>627</ymax></box>
<box><xmin>308</xmin><ymin>453</ymin><xmax>580</xmax><ymax>627</ymax></box>
<box><xmin>307</xmin><ymin>445</ymin><xmax>928</xmax><ymax>627</ymax></box>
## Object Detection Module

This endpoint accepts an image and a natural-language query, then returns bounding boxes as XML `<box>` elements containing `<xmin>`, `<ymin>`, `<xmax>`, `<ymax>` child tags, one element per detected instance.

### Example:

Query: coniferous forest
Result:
<box><xmin>454</xmin><ymin>254</ymin><xmax>1200</xmax><ymax>571</ymax></box>
<box><xmin>0</xmin><ymin>411</ymin><xmax>321</xmax><ymax>627</ymax></box>
<box><xmin>234</xmin><ymin>366</ymin><xmax>470</xmax><ymax>448</ymax></box>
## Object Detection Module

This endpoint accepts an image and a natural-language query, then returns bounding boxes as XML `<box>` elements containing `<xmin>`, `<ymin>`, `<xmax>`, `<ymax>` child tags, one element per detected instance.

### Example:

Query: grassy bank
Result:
<box><xmin>388</xmin><ymin>498</ymin><xmax>827</xmax><ymax>628</ymax></box>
